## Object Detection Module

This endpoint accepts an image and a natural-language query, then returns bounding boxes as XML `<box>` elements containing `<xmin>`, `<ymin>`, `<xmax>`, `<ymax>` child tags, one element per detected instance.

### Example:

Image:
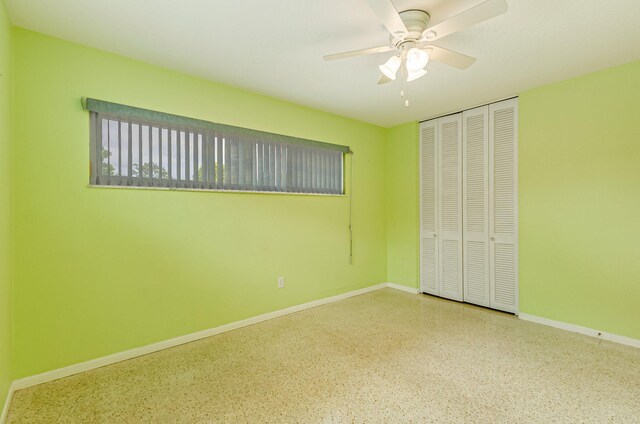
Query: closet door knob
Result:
<box><xmin>490</xmin><ymin>236</ymin><xmax>495</xmax><ymax>241</ymax></box>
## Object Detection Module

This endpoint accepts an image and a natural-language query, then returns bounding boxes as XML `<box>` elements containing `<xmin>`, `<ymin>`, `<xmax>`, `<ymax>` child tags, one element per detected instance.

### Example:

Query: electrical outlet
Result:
<box><xmin>277</xmin><ymin>276</ymin><xmax>285</xmax><ymax>289</ymax></box>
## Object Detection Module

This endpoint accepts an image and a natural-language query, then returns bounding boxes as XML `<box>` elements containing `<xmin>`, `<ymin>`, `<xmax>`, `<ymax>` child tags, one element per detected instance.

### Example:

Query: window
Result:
<box><xmin>84</xmin><ymin>98</ymin><xmax>349</xmax><ymax>194</ymax></box>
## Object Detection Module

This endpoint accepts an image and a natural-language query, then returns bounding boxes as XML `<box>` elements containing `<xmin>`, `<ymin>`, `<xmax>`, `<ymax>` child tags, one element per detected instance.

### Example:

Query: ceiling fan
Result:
<box><xmin>324</xmin><ymin>0</ymin><xmax>508</xmax><ymax>104</ymax></box>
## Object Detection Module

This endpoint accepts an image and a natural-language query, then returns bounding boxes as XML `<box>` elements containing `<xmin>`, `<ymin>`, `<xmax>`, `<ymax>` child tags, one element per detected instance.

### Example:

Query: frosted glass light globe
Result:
<box><xmin>406</xmin><ymin>48</ymin><xmax>429</xmax><ymax>73</ymax></box>
<box><xmin>379</xmin><ymin>55</ymin><xmax>401</xmax><ymax>80</ymax></box>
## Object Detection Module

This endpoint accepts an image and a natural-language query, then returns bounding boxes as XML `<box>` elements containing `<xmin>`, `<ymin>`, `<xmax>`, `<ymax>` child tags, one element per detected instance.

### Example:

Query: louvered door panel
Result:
<box><xmin>463</xmin><ymin>107</ymin><xmax>490</xmax><ymax>307</ymax></box>
<box><xmin>438</xmin><ymin>115</ymin><xmax>463</xmax><ymax>301</ymax></box>
<box><xmin>420</xmin><ymin>121</ymin><xmax>438</xmax><ymax>295</ymax></box>
<box><xmin>493</xmin><ymin>243</ymin><xmax>517</xmax><ymax>307</ymax></box>
<box><xmin>489</xmin><ymin>98</ymin><xmax>519</xmax><ymax>313</ymax></box>
<box><xmin>421</xmin><ymin>238</ymin><xmax>437</xmax><ymax>293</ymax></box>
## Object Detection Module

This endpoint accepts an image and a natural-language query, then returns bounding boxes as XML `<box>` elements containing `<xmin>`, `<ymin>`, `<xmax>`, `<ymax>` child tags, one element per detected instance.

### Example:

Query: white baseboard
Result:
<box><xmin>518</xmin><ymin>313</ymin><xmax>640</xmax><ymax>349</ymax></box>
<box><xmin>0</xmin><ymin>282</ymin><xmax>414</xmax><ymax>422</ymax></box>
<box><xmin>14</xmin><ymin>284</ymin><xmax>637</xmax><ymax>421</ymax></box>
<box><xmin>386</xmin><ymin>282</ymin><xmax>420</xmax><ymax>294</ymax></box>
<box><xmin>12</xmin><ymin>283</ymin><xmax>396</xmax><ymax>392</ymax></box>
<box><xmin>1</xmin><ymin>382</ymin><xmax>16</xmax><ymax>424</ymax></box>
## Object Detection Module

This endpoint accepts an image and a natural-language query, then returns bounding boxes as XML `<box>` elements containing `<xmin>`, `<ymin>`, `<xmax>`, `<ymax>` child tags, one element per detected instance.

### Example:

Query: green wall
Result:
<box><xmin>519</xmin><ymin>61</ymin><xmax>640</xmax><ymax>339</ymax></box>
<box><xmin>0</xmin><ymin>0</ymin><xmax>12</xmax><ymax>412</ymax></box>
<box><xmin>385</xmin><ymin>61</ymin><xmax>640</xmax><ymax>340</ymax></box>
<box><xmin>385</xmin><ymin>123</ymin><xmax>419</xmax><ymax>289</ymax></box>
<box><xmin>4</xmin><ymin>17</ymin><xmax>639</xmax><ymax>387</ymax></box>
<box><xmin>11</xmin><ymin>28</ymin><xmax>387</xmax><ymax>378</ymax></box>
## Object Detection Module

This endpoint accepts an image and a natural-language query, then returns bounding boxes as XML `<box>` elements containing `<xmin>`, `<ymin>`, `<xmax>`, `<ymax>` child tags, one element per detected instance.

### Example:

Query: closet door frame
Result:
<box><xmin>418</xmin><ymin>97</ymin><xmax>518</xmax><ymax>313</ymax></box>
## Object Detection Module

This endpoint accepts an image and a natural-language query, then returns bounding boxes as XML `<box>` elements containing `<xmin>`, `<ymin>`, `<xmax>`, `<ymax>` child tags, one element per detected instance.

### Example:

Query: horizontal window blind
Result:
<box><xmin>84</xmin><ymin>98</ymin><xmax>349</xmax><ymax>194</ymax></box>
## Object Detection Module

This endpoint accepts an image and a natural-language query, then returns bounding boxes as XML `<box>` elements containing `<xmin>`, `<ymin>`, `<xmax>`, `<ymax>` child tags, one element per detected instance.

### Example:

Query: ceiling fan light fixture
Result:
<box><xmin>406</xmin><ymin>48</ymin><xmax>429</xmax><ymax>73</ymax></box>
<box><xmin>379</xmin><ymin>55</ymin><xmax>401</xmax><ymax>80</ymax></box>
<box><xmin>407</xmin><ymin>68</ymin><xmax>428</xmax><ymax>82</ymax></box>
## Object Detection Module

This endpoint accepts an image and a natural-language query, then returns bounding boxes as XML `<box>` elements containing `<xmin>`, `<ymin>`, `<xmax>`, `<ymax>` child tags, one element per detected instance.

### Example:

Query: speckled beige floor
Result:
<box><xmin>6</xmin><ymin>289</ymin><xmax>640</xmax><ymax>423</ymax></box>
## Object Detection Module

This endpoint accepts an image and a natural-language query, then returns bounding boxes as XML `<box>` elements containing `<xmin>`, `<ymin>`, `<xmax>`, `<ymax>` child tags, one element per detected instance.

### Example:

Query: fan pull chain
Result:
<box><xmin>400</xmin><ymin>63</ymin><xmax>410</xmax><ymax>107</ymax></box>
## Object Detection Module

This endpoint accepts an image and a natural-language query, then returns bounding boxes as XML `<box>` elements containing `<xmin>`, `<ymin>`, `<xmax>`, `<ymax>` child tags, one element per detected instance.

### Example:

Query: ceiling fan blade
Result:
<box><xmin>377</xmin><ymin>74</ymin><xmax>392</xmax><ymax>85</ymax></box>
<box><xmin>365</xmin><ymin>0</ymin><xmax>408</xmax><ymax>36</ymax></box>
<box><xmin>323</xmin><ymin>45</ymin><xmax>394</xmax><ymax>61</ymax></box>
<box><xmin>422</xmin><ymin>0</ymin><xmax>507</xmax><ymax>42</ymax></box>
<box><xmin>425</xmin><ymin>45</ymin><xmax>476</xmax><ymax>69</ymax></box>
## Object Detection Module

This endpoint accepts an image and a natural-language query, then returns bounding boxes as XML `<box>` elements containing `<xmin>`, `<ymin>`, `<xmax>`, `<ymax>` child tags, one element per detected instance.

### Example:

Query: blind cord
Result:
<box><xmin>348</xmin><ymin>151</ymin><xmax>354</xmax><ymax>265</ymax></box>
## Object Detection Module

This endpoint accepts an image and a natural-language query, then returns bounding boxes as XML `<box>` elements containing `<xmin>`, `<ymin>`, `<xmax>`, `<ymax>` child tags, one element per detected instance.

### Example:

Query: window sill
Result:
<box><xmin>87</xmin><ymin>184</ymin><xmax>347</xmax><ymax>197</ymax></box>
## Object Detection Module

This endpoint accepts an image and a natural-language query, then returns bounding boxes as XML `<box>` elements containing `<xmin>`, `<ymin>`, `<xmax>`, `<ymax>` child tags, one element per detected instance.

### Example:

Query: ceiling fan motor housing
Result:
<box><xmin>391</xmin><ymin>10</ymin><xmax>430</xmax><ymax>47</ymax></box>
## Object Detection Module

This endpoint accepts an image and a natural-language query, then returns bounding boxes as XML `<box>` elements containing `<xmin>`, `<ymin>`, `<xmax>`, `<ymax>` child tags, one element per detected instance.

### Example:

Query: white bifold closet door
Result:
<box><xmin>461</xmin><ymin>99</ymin><xmax>518</xmax><ymax>313</ymax></box>
<box><xmin>420</xmin><ymin>120</ymin><xmax>439</xmax><ymax>295</ymax></box>
<box><xmin>438</xmin><ymin>115</ymin><xmax>463</xmax><ymax>301</ymax></box>
<box><xmin>488</xmin><ymin>99</ymin><xmax>518</xmax><ymax>313</ymax></box>
<box><xmin>419</xmin><ymin>115</ymin><xmax>463</xmax><ymax>301</ymax></box>
<box><xmin>462</xmin><ymin>106</ymin><xmax>491</xmax><ymax>307</ymax></box>
<box><xmin>422</xmin><ymin>98</ymin><xmax>518</xmax><ymax>313</ymax></box>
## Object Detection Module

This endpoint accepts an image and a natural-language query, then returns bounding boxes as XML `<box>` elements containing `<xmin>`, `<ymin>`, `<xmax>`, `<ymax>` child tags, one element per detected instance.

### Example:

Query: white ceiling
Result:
<box><xmin>6</xmin><ymin>0</ymin><xmax>640</xmax><ymax>127</ymax></box>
